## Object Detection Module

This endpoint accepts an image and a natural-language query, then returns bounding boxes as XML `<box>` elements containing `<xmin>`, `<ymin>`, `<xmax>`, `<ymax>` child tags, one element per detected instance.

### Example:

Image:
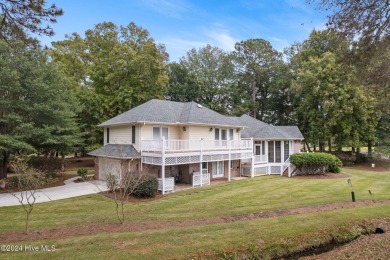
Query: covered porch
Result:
<box><xmin>240</xmin><ymin>139</ymin><xmax>299</xmax><ymax>177</ymax></box>
<box><xmin>148</xmin><ymin>159</ymin><xmax>243</xmax><ymax>194</ymax></box>
<box><xmin>141</xmin><ymin>138</ymin><xmax>252</xmax><ymax>194</ymax></box>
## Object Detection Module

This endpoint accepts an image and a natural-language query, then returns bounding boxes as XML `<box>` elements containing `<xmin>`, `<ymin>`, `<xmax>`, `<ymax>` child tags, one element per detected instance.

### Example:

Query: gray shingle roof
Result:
<box><xmin>276</xmin><ymin>126</ymin><xmax>304</xmax><ymax>139</ymax></box>
<box><xmin>87</xmin><ymin>144</ymin><xmax>141</xmax><ymax>159</ymax></box>
<box><xmin>237</xmin><ymin>115</ymin><xmax>303</xmax><ymax>140</ymax></box>
<box><xmin>99</xmin><ymin>99</ymin><xmax>244</xmax><ymax>127</ymax></box>
<box><xmin>97</xmin><ymin>99</ymin><xmax>303</xmax><ymax>140</ymax></box>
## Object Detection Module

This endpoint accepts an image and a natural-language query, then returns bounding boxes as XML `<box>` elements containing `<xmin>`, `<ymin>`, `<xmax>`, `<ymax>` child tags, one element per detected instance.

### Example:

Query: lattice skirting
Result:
<box><xmin>142</xmin><ymin>152</ymin><xmax>253</xmax><ymax>166</ymax></box>
<box><xmin>254</xmin><ymin>166</ymin><xmax>267</xmax><ymax>176</ymax></box>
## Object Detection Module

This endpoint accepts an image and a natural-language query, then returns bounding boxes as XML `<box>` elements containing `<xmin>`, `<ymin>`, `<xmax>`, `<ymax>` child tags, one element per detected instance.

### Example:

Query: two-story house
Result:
<box><xmin>89</xmin><ymin>99</ymin><xmax>303</xmax><ymax>194</ymax></box>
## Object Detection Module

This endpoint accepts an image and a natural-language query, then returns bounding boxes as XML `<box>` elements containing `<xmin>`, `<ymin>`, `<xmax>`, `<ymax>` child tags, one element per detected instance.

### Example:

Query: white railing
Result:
<box><xmin>282</xmin><ymin>158</ymin><xmax>291</xmax><ymax>177</ymax></box>
<box><xmin>192</xmin><ymin>172</ymin><xmax>210</xmax><ymax>187</ymax></box>
<box><xmin>158</xmin><ymin>177</ymin><xmax>175</xmax><ymax>192</ymax></box>
<box><xmin>141</xmin><ymin>139</ymin><xmax>252</xmax><ymax>153</ymax></box>
<box><xmin>254</xmin><ymin>155</ymin><xmax>268</xmax><ymax>164</ymax></box>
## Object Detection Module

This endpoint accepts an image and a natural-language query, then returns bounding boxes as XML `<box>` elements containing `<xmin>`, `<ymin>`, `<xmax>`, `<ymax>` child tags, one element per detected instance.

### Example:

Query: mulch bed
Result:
<box><xmin>344</xmin><ymin>162</ymin><xmax>388</xmax><ymax>172</ymax></box>
<box><xmin>101</xmin><ymin>190</ymin><xmax>164</xmax><ymax>202</ymax></box>
<box><xmin>0</xmin><ymin>173</ymin><xmax>77</xmax><ymax>194</ymax></box>
<box><xmin>73</xmin><ymin>176</ymin><xmax>95</xmax><ymax>183</ymax></box>
<box><xmin>65</xmin><ymin>156</ymin><xmax>95</xmax><ymax>170</ymax></box>
<box><xmin>1</xmin><ymin>157</ymin><xmax>94</xmax><ymax>193</ymax></box>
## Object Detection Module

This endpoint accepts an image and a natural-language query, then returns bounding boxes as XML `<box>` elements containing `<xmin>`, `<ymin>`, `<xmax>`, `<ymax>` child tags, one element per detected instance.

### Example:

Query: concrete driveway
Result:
<box><xmin>0</xmin><ymin>177</ymin><xmax>108</xmax><ymax>207</ymax></box>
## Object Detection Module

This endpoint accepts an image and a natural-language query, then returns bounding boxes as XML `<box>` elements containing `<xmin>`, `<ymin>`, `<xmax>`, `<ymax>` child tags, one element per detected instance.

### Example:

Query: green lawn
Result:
<box><xmin>1</xmin><ymin>167</ymin><xmax>390</xmax><ymax>259</ymax></box>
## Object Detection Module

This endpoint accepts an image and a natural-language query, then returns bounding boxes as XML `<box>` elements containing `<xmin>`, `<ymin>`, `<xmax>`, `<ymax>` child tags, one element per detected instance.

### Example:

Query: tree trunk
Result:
<box><xmin>328</xmin><ymin>138</ymin><xmax>332</xmax><ymax>152</ymax></box>
<box><xmin>0</xmin><ymin>151</ymin><xmax>8</xmax><ymax>180</ymax></box>
<box><xmin>61</xmin><ymin>153</ymin><xmax>66</xmax><ymax>171</ymax></box>
<box><xmin>319</xmin><ymin>143</ymin><xmax>324</xmax><ymax>152</ymax></box>
<box><xmin>304</xmin><ymin>140</ymin><xmax>312</xmax><ymax>152</ymax></box>
<box><xmin>368</xmin><ymin>141</ymin><xmax>373</xmax><ymax>158</ymax></box>
<box><xmin>252</xmin><ymin>74</ymin><xmax>257</xmax><ymax>119</ymax></box>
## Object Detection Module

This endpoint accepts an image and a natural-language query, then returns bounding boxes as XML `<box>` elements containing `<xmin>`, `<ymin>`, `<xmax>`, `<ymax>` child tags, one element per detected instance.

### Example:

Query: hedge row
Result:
<box><xmin>290</xmin><ymin>152</ymin><xmax>342</xmax><ymax>175</ymax></box>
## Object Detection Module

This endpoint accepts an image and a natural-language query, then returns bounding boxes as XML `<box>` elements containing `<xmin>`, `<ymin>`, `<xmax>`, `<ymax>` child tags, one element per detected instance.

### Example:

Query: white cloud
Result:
<box><xmin>142</xmin><ymin>0</ymin><xmax>191</xmax><ymax>18</ymax></box>
<box><xmin>163</xmin><ymin>37</ymin><xmax>209</xmax><ymax>61</ymax></box>
<box><xmin>267</xmin><ymin>36</ymin><xmax>290</xmax><ymax>52</ymax></box>
<box><xmin>162</xmin><ymin>26</ymin><xmax>239</xmax><ymax>62</ymax></box>
<box><xmin>204</xmin><ymin>29</ymin><xmax>238</xmax><ymax>51</ymax></box>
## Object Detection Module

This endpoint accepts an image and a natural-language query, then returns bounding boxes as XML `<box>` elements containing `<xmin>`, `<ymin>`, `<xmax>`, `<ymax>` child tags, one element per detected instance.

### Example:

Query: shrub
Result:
<box><xmin>333</xmin><ymin>152</ymin><xmax>356</xmax><ymax>166</ymax></box>
<box><xmin>27</xmin><ymin>156</ymin><xmax>62</xmax><ymax>174</ymax></box>
<box><xmin>77</xmin><ymin>168</ymin><xmax>88</xmax><ymax>180</ymax></box>
<box><xmin>7</xmin><ymin>172</ymin><xmax>46</xmax><ymax>190</ymax></box>
<box><xmin>128</xmin><ymin>174</ymin><xmax>158</xmax><ymax>197</ymax></box>
<box><xmin>106</xmin><ymin>173</ymin><xmax>118</xmax><ymax>192</ymax></box>
<box><xmin>290</xmin><ymin>153</ymin><xmax>342</xmax><ymax>175</ymax></box>
<box><xmin>355</xmin><ymin>153</ymin><xmax>369</xmax><ymax>163</ymax></box>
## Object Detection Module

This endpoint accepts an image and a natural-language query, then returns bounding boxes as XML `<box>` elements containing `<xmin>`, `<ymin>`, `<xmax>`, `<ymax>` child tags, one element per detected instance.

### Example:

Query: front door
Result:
<box><xmin>212</xmin><ymin>161</ymin><xmax>224</xmax><ymax>178</ymax></box>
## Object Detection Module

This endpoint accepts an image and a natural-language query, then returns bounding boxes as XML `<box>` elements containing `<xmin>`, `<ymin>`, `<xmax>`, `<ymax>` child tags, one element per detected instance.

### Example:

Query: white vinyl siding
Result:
<box><xmin>141</xmin><ymin>125</ymin><xmax>180</xmax><ymax>140</ymax></box>
<box><xmin>109</xmin><ymin>125</ymin><xmax>132</xmax><ymax>144</ymax></box>
<box><xmin>103</xmin><ymin>125</ymin><xmax>139</xmax><ymax>147</ymax></box>
<box><xmin>180</xmin><ymin>125</ymin><xmax>190</xmax><ymax>139</ymax></box>
<box><xmin>138</xmin><ymin>124</ymin><xmax>242</xmax><ymax>142</ymax></box>
<box><xmin>188</xmin><ymin>126</ymin><xmax>214</xmax><ymax>140</ymax></box>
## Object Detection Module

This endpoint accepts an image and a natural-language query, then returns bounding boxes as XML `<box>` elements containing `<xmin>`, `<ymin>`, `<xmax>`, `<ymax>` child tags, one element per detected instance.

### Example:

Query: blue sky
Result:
<box><xmin>39</xmin><ymin>0</ymin><xmax>328</xmax><ymax>61</ymax></box>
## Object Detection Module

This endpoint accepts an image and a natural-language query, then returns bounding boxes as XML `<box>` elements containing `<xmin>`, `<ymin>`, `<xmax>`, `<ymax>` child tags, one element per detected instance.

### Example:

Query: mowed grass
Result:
<box><xmin>1</xmin><ymin>205</ymin><xmax>390</xmax><ymax>259</ymax></box>
<box><xmin>0</xmin><ymin>167</ymin><xmax>390</xmax><ymax>232</ymax></box>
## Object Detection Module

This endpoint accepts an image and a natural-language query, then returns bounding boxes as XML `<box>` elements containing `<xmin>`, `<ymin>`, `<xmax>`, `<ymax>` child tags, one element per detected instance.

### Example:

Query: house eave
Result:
<box><xmin>98</xmin><ymin>121</ymin><xmax>245</xmax><ymax>128</ymax></box>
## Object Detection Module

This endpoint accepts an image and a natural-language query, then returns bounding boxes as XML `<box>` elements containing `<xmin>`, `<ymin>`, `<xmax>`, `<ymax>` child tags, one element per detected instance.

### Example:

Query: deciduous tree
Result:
<box><xmin>50</xmin><ymin>22</ymin><xmax>168</xmax><ymax>151</ymax></box>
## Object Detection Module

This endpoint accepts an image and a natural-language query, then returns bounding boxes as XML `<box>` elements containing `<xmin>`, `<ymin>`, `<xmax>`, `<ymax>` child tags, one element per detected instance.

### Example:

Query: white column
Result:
<box><xmin>228</xmin><ymin>140</ymin><xmax>231</xmax><ymax>182</ymax></box>
<box><xmin>291</xmin><ymin>140</ymin><xmax>295</xmax><ymax>154</ymax></box>
<box><xmin>161</xmin><ymin>136</ymin><xmax>166</xmax><ymax>195</ymax></box>
<box><xmin>281</xmin><ymin>141</ymin><xmax>284</xmax><ymax>175</ymax></box>
<box><xmin>200</xmin><ymin>138</ymin><xmax>203</xmax><ymax>187</ymax></box>
<box><xmin>140</xmin><ymin>137</ymin><xmax>143</xmax><ymax>172</ymax></box>
<box><xmin>119</xmin><ymin>159</ymin><xmax>122</xmax><ymax>185</ymax></box>
<box><xmin>251</xmin><ymin>138</ymin><xmax>254</xmax><ymax>178</ymax></box>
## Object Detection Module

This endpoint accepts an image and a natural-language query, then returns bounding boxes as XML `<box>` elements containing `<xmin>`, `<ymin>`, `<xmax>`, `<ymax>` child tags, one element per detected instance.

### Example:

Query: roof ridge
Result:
<box><xmin>137</xmin><ymin>99</ymin><xmax>155</xmax><ymax>122</ymax></box>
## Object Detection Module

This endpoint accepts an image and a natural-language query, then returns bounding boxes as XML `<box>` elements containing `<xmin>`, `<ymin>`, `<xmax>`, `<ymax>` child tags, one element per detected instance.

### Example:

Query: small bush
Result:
<box><xmin>333</xmin><ymin>152</ymin><xmax>356</xmax><ymax>166</ymax></box>
<box><xmin>290</xmin><ymin>153</ymin><xmax>342</xmax><ymax>175</ymax></box>
<box><xmin>128</xmin><ymin>174</ymin><xmax>158</xmax><ymax>197</ymax></box>
<box><xmin>355</xmin><ymin>153</ymin><xmax>369</xmax><ymax>163</ymax></box>
<box><xmin>27</xmin><ymin>156</ymin><xmax>62</xmax><ymax>174</ymax></box>
<box><xmin>77</xmin><ymin>168</ymin><xmax>88</xmax><ymax>180</ymax></box>
<box><xmin>106</xmin><ymin>173</ymin><xmax>118</xmax><ymax>192</ymax></box>
<box><xmin>7</xmin><ymin>173</ymin><xmax>46</xmax><ymax>190</ymax></box>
